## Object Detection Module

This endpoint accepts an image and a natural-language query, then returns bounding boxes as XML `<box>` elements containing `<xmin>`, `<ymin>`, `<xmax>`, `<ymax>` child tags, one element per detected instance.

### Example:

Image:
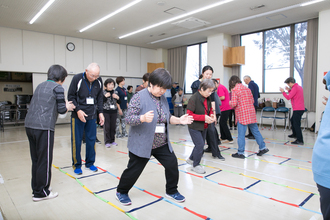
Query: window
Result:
<box><xmin>241</xmin><ymin>22</ymin><xmax>307</xmax><ymax>93</ymax></box>
<box><xmin>184</xmin><ymin>42</ymin><xmax>207</xmax><ymax>93</ymax></box>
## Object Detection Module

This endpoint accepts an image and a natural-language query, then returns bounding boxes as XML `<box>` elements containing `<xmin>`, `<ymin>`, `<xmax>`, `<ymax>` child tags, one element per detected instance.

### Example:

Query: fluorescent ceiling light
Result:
<box><xmin>79</xmin><ymin>0</ymin><xmax>142</xmax><ymax>32</ymax></box>
<box><xmin>119</xmin><ymin>0</ymin><xmax>233</xmax><ymax>39</ymax></box>
<box><xmin>300</xmin><ymin>0</ymin><xmax>324</xmax><ymax>7</ymax></box>
<box><xmin>29</xmin><ymin>0</ymin><xmax>55</xmax><ymax>24</ymax></box>
<box><xmin>149</xmin><ymin>3</ymin><xmax>305</xmax><ymax>44</ymax></box>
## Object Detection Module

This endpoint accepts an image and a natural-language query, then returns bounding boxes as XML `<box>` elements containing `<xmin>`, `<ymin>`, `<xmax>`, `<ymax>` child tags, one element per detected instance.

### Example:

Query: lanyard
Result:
<box><xmin>199</xmin><ymin>95</ymin><xmax>210</xmax><ymax>115</ymax></box>
<box><xmin>119</xmin><ymin>87</ymin><xmax>126</xmax><ymax>96</ymax></box>
<box><xmin>83</xmin><ymin>72</ymin><xmax>95</xmax><ymax>96</ymax></box>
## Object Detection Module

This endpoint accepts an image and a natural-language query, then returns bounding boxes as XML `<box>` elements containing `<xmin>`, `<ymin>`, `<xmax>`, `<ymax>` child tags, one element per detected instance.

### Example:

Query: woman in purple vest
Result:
<box><xmin>115</xmin><ymin>68</ymin><xmax>193</xmax><ymax>206</ymax></box>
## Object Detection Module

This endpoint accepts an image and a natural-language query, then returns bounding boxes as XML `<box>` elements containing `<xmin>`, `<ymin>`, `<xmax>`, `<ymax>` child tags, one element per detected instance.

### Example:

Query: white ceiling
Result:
<box><xmin>0</xmin><ymin>0</ymin><xmax>329</xmax><ymax>49</ymax></box>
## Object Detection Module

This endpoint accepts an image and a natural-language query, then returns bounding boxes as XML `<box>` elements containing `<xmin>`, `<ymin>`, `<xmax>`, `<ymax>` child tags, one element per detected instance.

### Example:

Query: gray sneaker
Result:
<box><xmin>191</xmin><ymin>165</ymin><xmax>206</xmax><ymax>174</ymax></box>
<box><xmin>186</xmin><ymin>158</ymin><xmax>193</xmax><ymax>165</ymax></box>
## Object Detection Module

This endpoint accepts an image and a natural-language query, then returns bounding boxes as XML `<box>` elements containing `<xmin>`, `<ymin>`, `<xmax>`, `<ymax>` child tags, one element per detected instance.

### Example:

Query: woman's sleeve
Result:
<box><xmin>229</xmin><ymin>91</ymin><xmax>238</xmax><ymax>108</ymax></box>
<box><xmin>187</xmin><ymin>109</ymin><xmax>205</xmax><ymax>121</ymax></box>
<box><xmin>125</xmin><ymin>93</ymin><xmax>142</xmax><ymax>126</ymax></box>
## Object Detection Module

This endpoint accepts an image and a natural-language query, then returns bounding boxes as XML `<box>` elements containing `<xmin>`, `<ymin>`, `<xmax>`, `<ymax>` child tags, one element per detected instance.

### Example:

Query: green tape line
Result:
<box><xmin>126</xmin><ymin>212</ymin><xmax>139</xmax><ymax>220</ymax></box>
<box><xmin>94</xmin><ymin>193</ymin><xmax>109</xmax><ymax>203</ymax></box>
<box><xmin>75</xmin><ymin>178</ymin><xmax>84</xmax><ymax>187</ymax></box>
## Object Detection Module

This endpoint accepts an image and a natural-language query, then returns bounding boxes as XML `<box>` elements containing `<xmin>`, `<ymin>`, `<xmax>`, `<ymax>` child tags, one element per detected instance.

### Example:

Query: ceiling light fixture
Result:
<box><xmin>300</xmin><ymin>0</ymin><xmax>324</xmax><ymax>7</ymax></box>
<box><xmin>119</xmin><ymin>0</ymin><xmax>233</xmax><ymax>39</ymax></box>
<box><xmin>150</xmin><ymin>1</ymin><xmax>322</xmax><ymax>44</ymax></box>
<box><xmin>79</xmin><ymin>0</ymin><xmax>142</xmax><ymax>32</ymax></box>
<box><xmin>29</xmin><ymin>0</ymin><xmax>55</xmax><ymax>24</ymax></box>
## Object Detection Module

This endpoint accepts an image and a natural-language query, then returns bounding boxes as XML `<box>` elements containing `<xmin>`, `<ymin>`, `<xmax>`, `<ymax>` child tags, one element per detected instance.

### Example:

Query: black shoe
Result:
<box><xmin>247</xmin><ymin>135</ymin><xmax>255</xmax><ymax>139</ymax></box>
<box><xmin>288</xmin><ymin>134</ymin><xmax>296</xmax><ymax>138</ymax></box>
<box><xmin>95</xmin><ymin>138</ymin><xmax>101</xmax><ymax>144</ymax></box>
<box><xmin>213</xmin><ymin>155</ymin><xmax>225</xmax><ymax>161</ymax></box>
<box><xmin>204</xmin><ymin>148</ymin><xmax>212</xmax><ymax>153</ymax></box>
<box><xmin>257</xmin><ymin>148</ymin><xmax>269</xmax><ymax>156</ymax></box>
<box><xmin>291</xmin><ymin>140</ymin><xmax>304</xmax><ymax>145</ymax></box>
<box><xmin>245</xmin><ymin>134</ymin><xmax>250</xmax><ymax>137</ymax></box>
<box><xmin>232</xmin><ymin>153</ymin><xmax>245</xmax><ymax>159</ymax></box>
<box><xmin>234</xmin><ymin>127</ymin><xmax>237</xmax><ymax>130</ymax></box>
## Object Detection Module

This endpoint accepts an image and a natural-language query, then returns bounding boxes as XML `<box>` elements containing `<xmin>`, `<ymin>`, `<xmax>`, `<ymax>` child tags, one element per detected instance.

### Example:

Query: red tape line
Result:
<box><xmin>183</xmin><ymin>207</ymin><xmax>208</xmax><ymax>219</ymax></box>
<box><xmin>143</xmin><ymin>190</ymin><xmax>163</xmax><ymax>199</ymax></box>
<box><xmin>270</xmin><ymin>198</ymin><xmax>299</xmax><ymax>207</ymax></box>
<box><xmin>186</xmin><ymin>172</ymin><xmax>204</xmax><ymax>178</ymax></box>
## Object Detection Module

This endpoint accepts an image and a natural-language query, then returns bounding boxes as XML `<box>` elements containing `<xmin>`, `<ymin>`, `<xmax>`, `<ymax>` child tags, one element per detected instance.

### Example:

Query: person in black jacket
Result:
<box><xmin>68</xmin><ymin>63</ymin><xmax>104</xmax><ymax>175</ymax></box>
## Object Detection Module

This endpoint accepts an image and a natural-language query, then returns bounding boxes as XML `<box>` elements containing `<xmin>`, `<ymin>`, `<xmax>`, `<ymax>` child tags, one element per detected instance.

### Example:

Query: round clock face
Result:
<box><xmin>66</xmin><ymin>42</ymin><xmax>75</xmax><ymax>51</ymax></box>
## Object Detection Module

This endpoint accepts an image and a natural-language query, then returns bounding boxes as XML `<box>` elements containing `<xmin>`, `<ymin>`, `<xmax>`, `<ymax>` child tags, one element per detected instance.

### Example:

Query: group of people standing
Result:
<box><xmin>25</xmin><ymin>62</ymin><xmax>312</xmax><ymax>212</ymax></box>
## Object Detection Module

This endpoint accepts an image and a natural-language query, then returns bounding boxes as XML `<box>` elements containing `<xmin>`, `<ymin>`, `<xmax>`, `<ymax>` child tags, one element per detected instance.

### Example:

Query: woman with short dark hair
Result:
<box><xmin>115</xmin><ymin>76</ymin><xmax>128</xmax><ymax>138</ymax></box>
<box><xmin>103</xmin><ymin>78</ymin><xmax>120</xmax><ymax>147</ymax></box>
<box><xmin>229</xmin><ymin>75</ymin><xmax>269</xmax><ymax>159</ymax></box>
<box><xmin>280</xmin><ymin>77</ymin><xmax>305</xmax><ymax>145</ymax></box>
<box><xmin>116</xmin><ymin>68</ymin><xmax>193</xmax><ymax>206</ymax></box>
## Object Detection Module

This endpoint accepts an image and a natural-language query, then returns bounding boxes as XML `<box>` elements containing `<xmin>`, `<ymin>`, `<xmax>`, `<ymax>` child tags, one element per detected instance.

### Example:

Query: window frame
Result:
<box><xmin>184</xmin><ymin>41</ymin><xmax>207</xmax><ymax>94</ymax></box>
<box><xmin>240</xmin><ymin>21</ymin><xmax>307</xmax><ymax>94</ymax></box>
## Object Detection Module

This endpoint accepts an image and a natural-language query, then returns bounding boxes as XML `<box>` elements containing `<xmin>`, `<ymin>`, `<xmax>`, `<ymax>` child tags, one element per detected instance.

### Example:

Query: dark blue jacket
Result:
<box><xmin>248</xmin><ymin>80</ymin><xmax>260</xmax><ymax>107</ymax></box>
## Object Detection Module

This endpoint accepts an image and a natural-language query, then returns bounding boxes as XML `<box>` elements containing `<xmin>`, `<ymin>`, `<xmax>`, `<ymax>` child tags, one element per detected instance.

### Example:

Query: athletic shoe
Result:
<box><xmin>116</xmin><ymin>192</ymin><xmax>132</xmax><ymax>206</ymax></box>
<box><xmin>234</xmin><ymin>127</ymin><xmax>237</xmax><ymax>130</ymax></box>
<box><xmin>228</xmin><ymin>140</ymin><xmax>234</xmax><ymax>144</ymax></box>
<box><xmin>86</xmin><ymin>165</ymin><xmax>98</xmax><ymax>172</ymax></box>
<box><xmin>256</xmin><ymin>148</ymin><xmax>269</xmax><ymax>156</ymax></box>
<box><xmin>291</xmin><ymin>140</ymin><xmax>304</xmax><ymax>145</ymax></box>
<box><xmin>213</xmin><ymin>155</ymin><xmax>225</xmax><ymax>161</ymax></box>
<box><xmin>74</xmin><ymin>168</ymin><xmax>82</xmax><ymax>175</ymax></box>
<box><xmin>111</xmin><ymin>142</ymin><xmax>118</xmax><ymax>146</ymax></box>
<box><xmin>288</xmin><ymin>134</ymin><xmax>296</xmax><ymax>138</ymax></box>
<box><xmin>191</xmin><ymin>165</ymin><xmax>206</xmax><ymax>174</ymax></box>
<box><xmin>105</xmin><ymin>143</ymin><xmax>111</xmax><ymax>148</ymax></box>
<box><xmin>95</xmin><ymin>138</ymin><xmax>101</xmax><ymax>144</ymax></box>
<box><xmin>33</xmin><ymin>192</ymin><xmax>58</xmax><ymax>202</ymax></box>
<box><xmin>246</xmin><ymin>135</ymin><xmax>255</xmax><ymax>139</ymax></box>
<box><xmin>116</xmin><ymin>134</ymin><xmax>123</xmax><ymax>138</ymax></box>
<box><xmin>165</xmin><ymin>192</ymin><xmax>185</xmax><ymax>203</ymax></box>
<box><xmin>32</xmin><ymin>186</ymin><xmax>52</xmax><ymax>197</ymax></box>
<box><xmin>186</xmin><ymin>158</ymin><xmax>193</xmax><ymax>165</ymax></box>
<box><xmin>232</xmin><ymin>153</ymin><xmax>245</xmax><ymax>159</ymax></box>
<box><xmin>123</xmin><ymin>133</ymin><xmax>129</xmax><ymax>137</ymax></box>
<box><xmin>230</xmin><ymin>127</ymin><xmax>233</xmax><ymax>130</ymax></box>
<box><xmin>203</xmin><ymin>148</ymin><xmax>212</xmax><ymax>153</ymax></box>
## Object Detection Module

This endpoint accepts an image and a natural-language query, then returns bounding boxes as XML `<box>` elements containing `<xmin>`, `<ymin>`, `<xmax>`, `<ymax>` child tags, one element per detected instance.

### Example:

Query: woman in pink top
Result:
<box><xmin>280</xmin><ymin>77</ymin><xmax>305</xmax><ymax>145</ymax></box>
<box><xmin>217</xmin><ymin>79</ymin><xmax>233</xmax><ymax>143</ymax></box>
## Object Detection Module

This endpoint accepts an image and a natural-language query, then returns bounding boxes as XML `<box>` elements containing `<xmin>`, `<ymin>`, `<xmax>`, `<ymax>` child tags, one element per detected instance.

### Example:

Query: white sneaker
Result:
<box><xmin>32</xmin><ymin>186</ymin><xmax>52</xmax><ymax>197</ymax></box>
<box><xmin>186</xmin><ymin>158</ymin><xmax>193</xmax><ymax>165</ymax></box>
<box><xmin>33</xmin><ymin>191</ymin><xmax>58</xmax><ymax>202</ymax></box>
<box><xmin>191</xmin><ymin>165</ymin><xmax>206</xmax><ymax>174</ymax></box>
<box><xmin>228</xmin><ymin>140</ymin><xmax>234</xmax><ymax>144</ymax></box>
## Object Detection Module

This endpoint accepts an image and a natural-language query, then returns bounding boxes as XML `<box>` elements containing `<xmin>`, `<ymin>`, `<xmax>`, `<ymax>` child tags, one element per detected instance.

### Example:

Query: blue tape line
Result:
<box><xmin>60</xmin><ymin>165</ymin><xmax>73</xmax><ymax>169</ymax></box>
<box><xmin>162</xmin><ymin>198</ymin><xmax>185</xmax><ymax>209</ymax></box>
<box><xmin>94</xmin><ymin>186</ymin><xmax>117</xmax><ymax>194</ymax></box>
<box><xmin>278</xmin><ymin>158</ymin><xmax>291</xmax><ymax>165</ymax></box>
<box><xmin>132</xmin><ymin>185</ymin><xmax>145</xmax><ymax>191</ymax></box>
<box><xmin>77</xmin><ymin>171</ymin><xmax>106</xmax><ymax>179</ymax></box>
<box><xmin>220</xmin><ymin>148</ymin><xmax>231</xmax><ymax>152</ymax></box>
<box><xmin>149</xmin><ymin>160</ymin><xmax>158</xmax><ymax>164</ymax></box>
<box><xmin>245</xmin><ymin>189</ymin><xmax>271</xmax><ymax>199</ymax></box>
<box><xmin>299</xmin><ymin>206</ymin><xmax>322</xmax><ymax>215</ymax></box>
<box><xmin>244</xmin><ymin>180</ymin><xmax>261</xmax><ymax>190</ymax></box>
<box><xmin>204</xmin><ymin>170</ymin><xmax>222</xmax><ymax>178</ymax></box>
<box><xmin>106</xmin><ymin>171</ymin><xmax>119</xmax><ymax>178</ymax></box>
<box><xmin>178</xmin><ymin>163</ymin><xmax>187</xmax><ymax>167</ymax></box>
<box><xmin>204</xmin><ymin>177</ymin><xmax>220</xmax><ymax>185</ymax></box>
<box><xmin>247</xmin><ymin>153</ymin><xmax>257</xmax><ymax>157</ymax></box>
<box><xmin>299</xmin><ymin>193</ymin><xmax>314</xmax><ymax>207</ymax></box>
<box><xmin>127</xmin><ymin>198</ymin><xmax>163</xmax><ymax>213</ymax></box>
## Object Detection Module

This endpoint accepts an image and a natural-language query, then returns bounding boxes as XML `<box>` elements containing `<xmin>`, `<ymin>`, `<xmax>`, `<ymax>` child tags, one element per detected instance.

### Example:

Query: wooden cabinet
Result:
<box><xmin>223</xmin><ymin>46</ymin><xmax>245</xmax><ymax>67</ymax></box>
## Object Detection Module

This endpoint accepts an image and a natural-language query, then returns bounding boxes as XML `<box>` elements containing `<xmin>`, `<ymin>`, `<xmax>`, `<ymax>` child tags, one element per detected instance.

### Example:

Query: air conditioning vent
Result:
<box><xmin>172</xmin><ymin>17</ymin><xmax>210</xmax><ymax>29</ymax></box>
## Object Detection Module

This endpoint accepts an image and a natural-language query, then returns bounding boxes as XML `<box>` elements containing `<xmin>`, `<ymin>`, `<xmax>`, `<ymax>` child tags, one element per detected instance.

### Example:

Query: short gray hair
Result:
<box><xmin>243</xmin><ymin>75</ymin><xmax>251</xmax><ymax>80</ymax></box>
<box><xmin>199</xmin><ymin>79</ymin><xmax>215</xmax><ymax>91</ymax></box>
<box><xmin>86</xmin><ymin>63</ymin><xmax>100</xmax><ymax>71</ymax></box>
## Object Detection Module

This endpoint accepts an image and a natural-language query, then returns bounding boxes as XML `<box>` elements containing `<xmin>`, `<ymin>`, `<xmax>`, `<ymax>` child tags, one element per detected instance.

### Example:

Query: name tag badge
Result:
<box><xmin>155</xmin><ymin>123</ymin><xmax>165</xmax><ymax>133</ymax></box>
<box><xmin>178</xmin><ymin>104</ymin><xmax>182</xmax><ymax>107</ymax></box>
<box><xmin>86</xmin><ymin>97</ymin><xmax>94</xmax><ymax>105</ymax></box>
<box><xmin>110</xmin><ymin>104</ymin><xmax>115</xmax><ymax>109</ymax></box>
<box><xmin>124</xmin><ymin>96</ymin><xmax>127</xmax><ymax>100</ymax></box>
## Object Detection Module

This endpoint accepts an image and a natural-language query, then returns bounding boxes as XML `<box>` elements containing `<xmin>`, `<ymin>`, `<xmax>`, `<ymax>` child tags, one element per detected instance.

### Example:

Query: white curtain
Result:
<box><xmin>303</xmin><ymin>18</ymin><xmax>318</xmax><ymax>112</ymax></box>
<box><xmin>167</xmin><ymin>46</ymin><xmax>187</xmax><ymax>89</ymax></box>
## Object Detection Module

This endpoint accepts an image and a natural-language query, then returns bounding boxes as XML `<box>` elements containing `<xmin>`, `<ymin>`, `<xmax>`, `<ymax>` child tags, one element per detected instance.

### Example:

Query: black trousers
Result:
<box><xmin>291</xmin><ymin>110</ymin><xmax>304</xmax><ymax>142</ymax></box>
<box><xmin>117</xmin><ymin>144</ymin><xmax>179</xmax><ymax>195</ymax></box>
<box><xmin>103</xmin><ymin>112</ymin><xmax>117</xmax><ymax>144</ymax></box>
<box><xmin>206</xmin><ymin>122</ymin><xmax>222</xmax><ymax>157</ymax></box>
<box><xmin>228</xmin><ymin>109</ymin><xmax>236</xmax><ymax>128</ymax></box>
<box><xmin>189</xmin><ymin>128</ymin><xmax>207</xmax><ymax>167</ymax></box>
<box><xmin>26</xmin><ymin>128</ymin><xmax>54</xmax><ymax>198</ymax></box>
<box><xmin>219</xmin><ymin>110</ymin><xmax>233</xmax><ymax>141</ymax></box>
<box><xmin>317</xmin><ymin>184</ymin><xmax>330</xmax><ymax>220</ymax></box>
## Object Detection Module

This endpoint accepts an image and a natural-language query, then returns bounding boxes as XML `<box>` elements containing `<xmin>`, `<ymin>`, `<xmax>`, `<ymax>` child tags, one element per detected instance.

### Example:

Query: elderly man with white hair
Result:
<box><xmin>68</xmin><ymin>63</ymin><xmax>105</xmax><ymax>175</ymax></box>
<box><xmin>243</xmin><ymin>75</ymin><xmax>260</xmax><ymax>139</ymax></box>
